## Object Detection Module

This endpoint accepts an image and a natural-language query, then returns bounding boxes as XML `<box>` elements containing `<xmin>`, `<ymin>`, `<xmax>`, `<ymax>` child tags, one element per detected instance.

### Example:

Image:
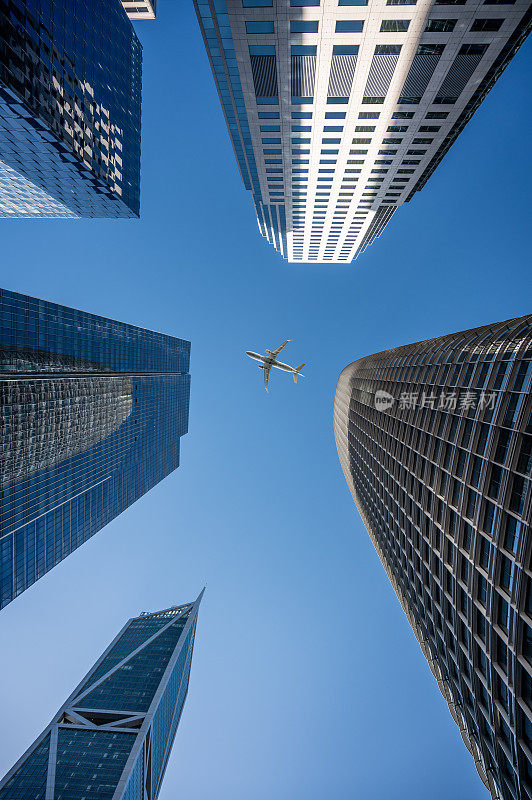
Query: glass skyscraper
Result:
<box><xmin>0</xmin><ymin>289</ymin><xmax>191</xmax><ymax>609</ymax></box>
<box><xmin>0</xmin><ymin>594</ymin><xmax>202</xmax><ymax>800</ymax></box>
<box><xmin>334</xmin><ymin>315</ymin><xmax>532</xmax><ymax>798</ymax></box>
<box><xmin>0</xmin><ymin>0</ymin><xmax>142</xmax><ymax>218</ymax></box>
<box><xmin>194</xmin><ymin>0</ymin><xmax>530</xmax><ymax>263</ymax></box>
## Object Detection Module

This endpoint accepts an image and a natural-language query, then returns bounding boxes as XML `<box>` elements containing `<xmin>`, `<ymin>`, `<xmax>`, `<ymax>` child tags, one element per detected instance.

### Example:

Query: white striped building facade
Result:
<box><xmin>194</xmin><ymin>0</ymin><xmax>531</xmax><ymax>263</ymax></box>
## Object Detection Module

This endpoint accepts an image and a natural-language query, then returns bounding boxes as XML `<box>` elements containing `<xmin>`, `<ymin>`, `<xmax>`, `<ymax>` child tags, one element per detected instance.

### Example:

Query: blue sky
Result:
<box><xmin>0</xmin><ymin>4</ymin><xmax>531</xmax><ymax>799</ymax></box>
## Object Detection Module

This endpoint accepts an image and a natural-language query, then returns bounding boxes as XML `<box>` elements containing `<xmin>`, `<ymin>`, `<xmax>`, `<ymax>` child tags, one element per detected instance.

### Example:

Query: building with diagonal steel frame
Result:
<box><xmin>0</xmin><ymin>592</ymin><xmax>202</xmax><ymax>800</ymax></box>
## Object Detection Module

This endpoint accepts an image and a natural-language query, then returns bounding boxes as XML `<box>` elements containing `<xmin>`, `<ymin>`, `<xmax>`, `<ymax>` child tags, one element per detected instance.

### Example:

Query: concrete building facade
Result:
<box><xmin>194</xmin><ymin>0</ymin><xmax>531</xmax><ymax>263</ymax></box>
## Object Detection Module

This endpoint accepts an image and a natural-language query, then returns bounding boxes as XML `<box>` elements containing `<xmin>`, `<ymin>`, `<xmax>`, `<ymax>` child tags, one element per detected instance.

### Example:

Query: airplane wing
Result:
<box><xmin>270</xmin><ymin>340</ymin><xmax>289</xmax><ymax>358</ymax></box>
<box><xmin>263</xmin><ymin>363</ymin><xmax>272</xmax><ymax>392</ymax></box>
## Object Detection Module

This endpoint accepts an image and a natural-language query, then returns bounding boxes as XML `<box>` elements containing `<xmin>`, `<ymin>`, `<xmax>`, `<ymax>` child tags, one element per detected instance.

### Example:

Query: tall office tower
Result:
<box><xmin>122</xmin><ymin>0</ymin><xmax>157</xmax><ymax>19</ymax></box>
<box><xmin>0</xmin><ymin>595</ymin><xmax>202</xmax><ymax>800</ymax></box>
<box><xmin>194</xmin><ymin>0</ymin><xmax>530</xmax><ymax>264</ymax></box>
<box><xmin>0</xmin><ymin>0</ymin><xmax>142</xmax><ymax>218</ymax></box>
<box><xmin>0</xmin><ymin>289</ymin><xmax>191</xmax><ymax>610</ymax></box>
<box><xmin>334</xmin><ymin>315</ymin><xmax>532</xmax><ymax>799</ymax></box>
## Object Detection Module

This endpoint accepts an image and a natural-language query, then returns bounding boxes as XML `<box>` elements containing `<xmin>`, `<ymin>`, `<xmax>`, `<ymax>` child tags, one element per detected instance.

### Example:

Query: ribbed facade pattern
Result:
<box><xmin>328</xmin><ymin>53</ymin><xmax>358</xmax><ymax>97</ymax></box>
<box><xmin>291</xmin><ymin>55</ymin><xmax>317</xmax><ymax>96</ymax></box>
<box><xmin>334</xmin><ymin>315</ymin><xmax>532</xmax><ymax>798</ymax></box>
<box><xmin>194</xmin><ymin>0</ymin><xmax>530</xmax><ymax>263</ymax></box>
<box><xmin>0</xmin><ymin>290</ymin><xmax>191</xmax><ymax>610</ymax></box>
<box><xmin>0</xmin><ymin>598</ymin><xmax>201</xmax><ymax>800</ymax></box>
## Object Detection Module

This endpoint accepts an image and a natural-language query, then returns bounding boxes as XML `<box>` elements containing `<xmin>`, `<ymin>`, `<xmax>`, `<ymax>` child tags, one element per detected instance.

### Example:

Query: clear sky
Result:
<box><xmin>0</xmin><ymin>4</ymin><xmax>531</xmax><ymax>799</ymax></box>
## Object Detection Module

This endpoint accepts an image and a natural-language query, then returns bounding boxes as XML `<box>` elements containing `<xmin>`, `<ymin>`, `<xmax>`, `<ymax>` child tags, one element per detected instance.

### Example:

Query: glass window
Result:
<box><xmin>477</xmin><ymin>574</ymin><xmax>488</xmax><ymax>607</ymax></box>
<box><xmin>517</xmin><ymin>435</ymin><xmax>532</xmax><ymax>475</ymax></box>
<box><xmin>471</xmin><ymin>18</ymin><xmax>504</xmax><ymax>30</ymax></box>
<box><xmin>519</xmin><ymin>709</ymin><xmax>532</xmax><ymax>752</ymax></box>
<box><xmin>495</xmin><ymin>429</ymin><xmax>511</xmax><ymax>465</ymax></box>
<box><xmin>476</xmin><ymin>607</ymin><xmax>487</xmax><ymax>642</ymax></box>
<box><xmin>290</xmin><ymin>20</ymin><xmax>319</xmax><ymax>32</ymax></box>
<box><xmin>496</xmin><ymin>679</ymin><xmax>511</xmax><ymax>716</ymax></box>
<box><xmin>375</xmin><ymin>44</ymin><xmax>402</xmax><ymax>54</ymax></box>
<box><xmin>380</xmin><ymin>19</ymin><xmax>411</xmax><ymax>31</ymax></box>
<box><xmin>525</xmin><ymin>578</ymin><xmax>532</xmax><ymax>618</ymax></box>
<box><xmin>460</xmin><ymin>555</ymin><xmax>470</xmax><ymax>584</ymax></box>
<box><xmin>481</xmin><ymin>500</ymin><xmax>496</xmax><ymax>535</ymax></box>
<box><xmin>476</xmin><ymin>644</ymin><xmax>488</xmax><ymax>676</ymax></box>
<box><xmin>335</xmin><ymin>20</ymin><xmax>364</xmax><ymax>31</ymax></box>
<box><xmin>496</xmin><ymin>594</ymin><xmax>510</xmax><ymax>634</ymax></box>
<box><xmin>463</xmin><ymin>523</ymin><xmax>472</xmax><ymax>553</ymax></box>
<box><xmin>522</xmin><ymin>666</ymin><xmax>532</xmax><ymax>709</ymax></box>
<box><xmin>291</xmin><ymin>45</ymin><xmax>317</xmax><ymax>55</ymax></box>
<box><xmin>246</xmin><ymin>21</ymin><xmax>275</xmax><ymax>32</ymax></box>
<box><xmin>488</xmin><ymin>465</ymin><xmax>503</xmax><ymax>500</ymax></box>
<box><xmin>465</xmin><ymin>489</ymin><xmax>477</xmax><ymax>519</ymax></box>
<box><xmin>497</xmin><ymin>554</ymin><xmax>514</xmax><ymax>594</ymax></box>
<box><xmin>479</xmin><ymin>536</ymin><xmax>491</xmax><ymax>570</ymax></box>
<box><xmin>523</xmin><ymin>623</ymin><xmax>532</xmax><ymax>663</ymax></box>
<box><xmin>502</xmin><ymin>514</ymin><xmax>520</xmax><ymax>554</ymax></box>
<box><xmin>470</xmin><ymin>455</ymin><xmax>483</xmax><ymax>487</ymax></box>
<box><xmin>509</xmin><ymin>475</ymin><xmax>527</xmax><ymax>514</ymax></box>
<box><xmin>425</xmin><ymin>18</ymin><xmax>457</xmax><ymax>31</ymax></box>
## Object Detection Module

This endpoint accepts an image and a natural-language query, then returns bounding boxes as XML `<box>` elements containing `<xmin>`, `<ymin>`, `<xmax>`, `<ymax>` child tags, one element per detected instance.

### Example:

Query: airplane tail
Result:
<box><xmin>293</xmin><ymin>364</ymin><xmax>305</xmax><ymax>383</ymax></box>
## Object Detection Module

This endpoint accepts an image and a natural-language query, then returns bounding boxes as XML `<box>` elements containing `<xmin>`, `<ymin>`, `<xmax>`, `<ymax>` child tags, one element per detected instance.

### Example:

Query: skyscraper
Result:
<box><xmin>0</xmin><ymin>289</ymin><xmax>191</xmax><ymax>609</ymax></box>
<box><xmin>0</xmin><ymin>594</ymin><xmax>202</xmax><ymax>800</ymax></box>
<box><xmin>0</xmin><ymin>0</ymin><xmax>142</xmax><ymax>218</ymax></box>
<box><xmin>194</xmin><ymin>0</ymin><xmax>531</xmax><ymax>264</ymax></box>
<box><xmin>334</xmin><ymin>315</ymin><xmax>532</xmax><ymax>798</ymax></box>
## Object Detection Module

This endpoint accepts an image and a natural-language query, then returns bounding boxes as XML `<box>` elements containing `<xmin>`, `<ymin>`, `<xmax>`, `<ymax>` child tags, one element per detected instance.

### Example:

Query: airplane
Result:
<box><xmin>246</xmin><ymin>340</ymin><xmax>305</xmax><ymax>392</ymax></box>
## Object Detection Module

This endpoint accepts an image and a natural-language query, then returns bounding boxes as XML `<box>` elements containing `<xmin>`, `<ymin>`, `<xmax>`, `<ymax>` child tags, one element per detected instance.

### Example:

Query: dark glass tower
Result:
<box><xmin>0</xmin><ymin>594</ymin><xmax>202</xmax><ymax>800</ymax></box>
<box><xmin>0</xmin><ymin>0</ymin><xmax>142</xmax><ymax>218</ymax></box>
<box><xmin>0</xmin><ymin>289</ymin><xmax>191</xmax><ymax>609</ymax></box>
<box><xmin>334</xmin><ymin>316</ymin><xmax>532</xmax><ymax>799</ymax></box>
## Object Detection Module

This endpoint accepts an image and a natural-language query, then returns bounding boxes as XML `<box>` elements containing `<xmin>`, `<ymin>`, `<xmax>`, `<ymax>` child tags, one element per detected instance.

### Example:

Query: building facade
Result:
<box><xmin>0</xmin><ymin>595</ymin><xmax>201</xmax><ymax>800</ymax></box>
<box><xmin>122</xmin><ymin>0</ymin><xmax>157</xmax><ymax>19</ymax></box>
<box><xmin>0</xmin><ymin>0</ymin><xmax>142</xmax><ymax>218</ymax></box>
<box><xmin>194</xmin><ymin>0</ymin><xmax>531</xmax><ymax>263</ymax></box>
<box><xmin>334</xmin><ymin>315</ymin><xmax>532</xmax><ymax>798</ymax></box>
<box><xmin>0</xmin><ymin>289</ymin><xmax>191</xmax><ymax>609</ymax></box>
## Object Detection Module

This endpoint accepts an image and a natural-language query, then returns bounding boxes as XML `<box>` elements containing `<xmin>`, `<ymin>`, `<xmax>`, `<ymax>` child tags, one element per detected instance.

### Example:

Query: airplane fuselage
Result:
<box><xmin>246</xmin><ymin>341</ymin><xmax>304</xmax><ymax>391</ymax></box>
<box><xmin>246</xmin><ymin>352</ymin><xmax>295</xmax><ymax>373</ymax></box>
